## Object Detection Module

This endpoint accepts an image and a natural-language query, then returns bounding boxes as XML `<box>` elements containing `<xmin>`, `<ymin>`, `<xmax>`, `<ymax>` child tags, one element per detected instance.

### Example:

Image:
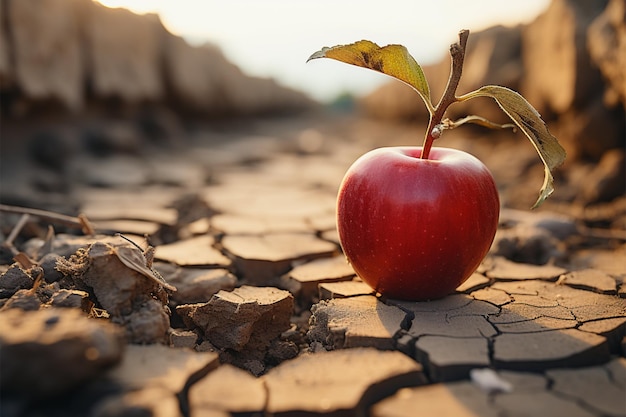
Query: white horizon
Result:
<box><xmin>95</xmin><ymin>0</ymin><xmax>550</xmax><ymax>102</ymax></box>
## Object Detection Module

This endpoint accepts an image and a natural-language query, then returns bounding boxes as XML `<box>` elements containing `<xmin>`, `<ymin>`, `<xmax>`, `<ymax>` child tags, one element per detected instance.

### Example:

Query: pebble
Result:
<box><xmin>0</xmin><ymin>264</ymin><xmax>33</xmax><ymax>297</ymax></box>
<box><xmin>169</xmin><ymin>328</ymin><xmax>198</xmax><ymax>348</ymax></box>
<box><xmin>177</xmin><ymin>285</ymin><xmax>293</xmax><ymax>372</ymax></box>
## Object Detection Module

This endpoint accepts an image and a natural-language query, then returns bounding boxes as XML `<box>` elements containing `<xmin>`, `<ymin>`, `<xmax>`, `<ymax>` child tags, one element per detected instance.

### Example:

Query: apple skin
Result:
<box><xmin>337</xmin><ymin>146</ymin><xmax>499</xmax><ymax>301</ymax></box>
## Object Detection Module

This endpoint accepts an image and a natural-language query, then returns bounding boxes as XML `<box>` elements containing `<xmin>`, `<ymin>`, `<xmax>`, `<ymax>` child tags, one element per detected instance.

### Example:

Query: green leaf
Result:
<box><xmin>308</xmin><ymin>40</ymin><xmax>433</xmax><ymax>113</ymax></box>
<box><xmin>459</xmin><ymin>85</ymin><xmax>566</xmax><ymax>209</ymax></box>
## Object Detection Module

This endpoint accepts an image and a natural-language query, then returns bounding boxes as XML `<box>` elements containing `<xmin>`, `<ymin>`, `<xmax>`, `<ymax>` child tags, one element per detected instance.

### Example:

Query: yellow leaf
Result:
<box><xmin>308</xmin><ymin>40</ymin><xmax>432</xmax><ymax>112</ymax></box>
<box><xmin>459</xmin><ymin>85</ymin><xmax>566</xmax><ymax>208</ymax></box>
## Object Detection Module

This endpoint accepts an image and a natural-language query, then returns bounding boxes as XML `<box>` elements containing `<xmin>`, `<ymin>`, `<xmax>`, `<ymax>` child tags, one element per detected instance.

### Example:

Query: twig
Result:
<box><xmin>3</xmin><ymin>213</ymin><xmax>30</xmax><ymax>255</ymax></box>
<box><xmin>0</xmin><ymin>204</ymin><xmax>94</xmax><ymax>235</ymax></box>
<box><xmin>422</xmin><ymin>29</ymin><xmax>470</xmax><ymax>159</ymax></box>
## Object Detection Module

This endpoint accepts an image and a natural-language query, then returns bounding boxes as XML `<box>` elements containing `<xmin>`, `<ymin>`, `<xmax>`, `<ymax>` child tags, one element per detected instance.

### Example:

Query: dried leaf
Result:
<box><xmin>308</xmin><ymin>40</ymin><xmax>432</xmax><ymax>112</ymax></box>
<box><xmin>459</xmin><ymin>85</ymin><xmax>566</xmax><ymax>208</ymax></box>
<box><xmin>114</xmin><ymin>246</ymin><xmax>176</xmax><ymax>292</ymax></box>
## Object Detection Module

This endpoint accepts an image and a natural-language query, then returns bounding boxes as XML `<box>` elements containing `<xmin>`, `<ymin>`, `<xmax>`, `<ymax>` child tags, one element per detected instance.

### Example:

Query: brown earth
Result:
<box><xmin>1</xmin><ymin>112</ymin><xmax>625</xmax><ymax>417</ymax></box>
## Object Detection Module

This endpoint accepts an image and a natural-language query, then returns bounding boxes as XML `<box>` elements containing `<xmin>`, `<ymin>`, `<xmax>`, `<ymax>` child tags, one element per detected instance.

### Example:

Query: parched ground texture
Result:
<box><xmin>0</xmin><ymin>113</ymin><xmax>625</xmax><ymax>417</ymax></box>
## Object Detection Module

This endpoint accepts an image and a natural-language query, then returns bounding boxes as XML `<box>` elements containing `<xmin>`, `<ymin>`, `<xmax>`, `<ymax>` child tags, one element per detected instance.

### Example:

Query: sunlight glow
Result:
<box><xmin>94</xmin><ymin>0</ymin><xmax>550</xmax><ymax>101</ymax></box>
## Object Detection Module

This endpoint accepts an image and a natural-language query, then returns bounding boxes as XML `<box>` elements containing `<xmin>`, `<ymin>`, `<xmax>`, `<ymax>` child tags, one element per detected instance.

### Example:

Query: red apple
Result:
<box><xmin>337</xmin><ymin>146</ymin><xmax>499</xmax><ymax>301</ymax></box>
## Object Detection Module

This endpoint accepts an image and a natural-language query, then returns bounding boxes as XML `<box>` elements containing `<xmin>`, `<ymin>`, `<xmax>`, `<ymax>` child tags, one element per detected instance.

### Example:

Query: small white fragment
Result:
<box><xmin>431</xmin><ymin>124</ymin><xmax>443</xmax><ymax>139</ymax></box>
<box><xmin>470</xmin><ymin>368</ymin><xmax>513</xmax><ymax>394</ymax></box>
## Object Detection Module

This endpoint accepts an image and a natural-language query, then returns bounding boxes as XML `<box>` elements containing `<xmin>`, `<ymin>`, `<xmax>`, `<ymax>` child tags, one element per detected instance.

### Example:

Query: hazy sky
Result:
<box><xmin>95</xmin><ymin>0</ymin><xmax>550</xmax><ymax>102</ymax></box>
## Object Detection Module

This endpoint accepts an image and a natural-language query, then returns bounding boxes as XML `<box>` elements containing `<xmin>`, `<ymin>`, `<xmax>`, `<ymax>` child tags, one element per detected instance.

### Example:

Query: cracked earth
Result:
<box><xmin>1</xmin><ymin>114</ymin><xmax>625</xmax><ymax>417</ymax></box>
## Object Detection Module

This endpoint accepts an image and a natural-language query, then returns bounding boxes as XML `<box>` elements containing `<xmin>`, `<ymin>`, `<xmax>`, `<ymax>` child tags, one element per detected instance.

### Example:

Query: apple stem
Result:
<box><xmin>421</xmin><ymin>29</ymin><xmax>469</xmax><ymax>160</ymax></box>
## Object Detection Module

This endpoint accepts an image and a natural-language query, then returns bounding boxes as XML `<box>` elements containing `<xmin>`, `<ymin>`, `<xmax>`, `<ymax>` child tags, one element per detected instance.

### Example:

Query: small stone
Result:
<box><xmin>319</xmin><ymin>280</ymin><xmax>375</xmax><ymax>300</ymax></box>
<box><xmin>177</xmin><ymin>286</ymin><xmax>293</xmax><ymax>361</ymax></box>
<box><xmin>308</xmin><ymin>295</ymin><xmax>408</xmax><ymax>350</ymax></box>
<box><xmin>485</xmin><ymin>257</ymin><xmax>567</xmax><ymax>281</ymax></box>
<box><xmin>169</xmin><ymin>329</ymin><xmax>198</xmax><ymax>349</ymax></box>
<box><xmin>0</xmin><ymin>308</ymin><xmax>124</xmax><ymax>398</ymax></box>
<box><xmin>154</xmin><ymin>235</ymin><xmax>231</xmax><ymax>267</ymax></box>
<box><xmin>557</xmin><ymin>269</ymin><xmax>617</xmax><ymax>294</ymax></box>
<box><xmin>39</xmin><ymin>253</ymin><xmax>64</xmax><ymax>283</ymax></box>
<box><xmin>0</xmin><ymin>264</ymin><xmax>33</xmax><ymax>297</ymax></box>
<box><xmin>470</xmin><ymin>368</ymin><xmax>513</xmax><ymax>393</ymax></box>
<box><xmin>263</xmin><ymin>348</ymin><xmax>426</xmax><ymax>416</ymax></box>
<box><xmin>188</xmin><ymin>364</ymin><xmax>266</xmax><ymax>415</ymax></box>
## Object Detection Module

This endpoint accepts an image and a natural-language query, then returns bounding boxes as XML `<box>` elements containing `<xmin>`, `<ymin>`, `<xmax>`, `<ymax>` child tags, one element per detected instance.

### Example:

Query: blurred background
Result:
<box><xmin>0</xmin><ymin>0</ymin><xmax>624</xmax><ymax>215</ymax></box>
<box><xmin>93</xmin><ymin>0</ymin><xmax>550</xmax><ymax>102</ymax></box>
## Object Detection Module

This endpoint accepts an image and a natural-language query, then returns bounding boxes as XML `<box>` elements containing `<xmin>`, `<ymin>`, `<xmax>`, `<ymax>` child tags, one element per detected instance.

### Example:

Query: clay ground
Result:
<box><xmin>0</xmin><ymin>112</ymin><xmax>625</xmax><ymax>417</ymax></box>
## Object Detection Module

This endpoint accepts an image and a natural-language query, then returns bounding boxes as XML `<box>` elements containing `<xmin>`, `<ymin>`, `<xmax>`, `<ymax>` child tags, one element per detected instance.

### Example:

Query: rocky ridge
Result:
<box><xmin>0</xmin><ymin>0</ymin><xmax>314</xmax><ymax>118</ymax></box>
